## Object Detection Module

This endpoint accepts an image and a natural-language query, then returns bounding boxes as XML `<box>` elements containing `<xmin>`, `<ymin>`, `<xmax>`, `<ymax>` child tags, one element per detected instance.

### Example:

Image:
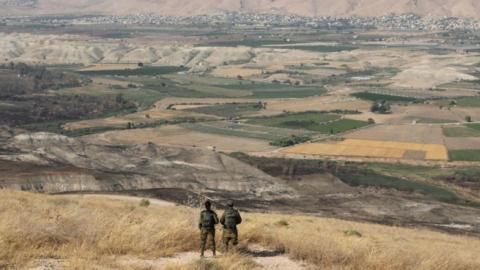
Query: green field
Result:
<box><xmin>203</xmin><ymin>39</ymin><xmax>290</xmax><ymax>47</ymax></box>
<box><xmin>269</xmin><ymin>45</ymin><xmax>358</xmax><ymax>53</ymax></box>
<box><xmin>468</xmin><ymin>123</ymin><xmax>480</xmax><ymax>130</ymax></box>
<box><xmin>61</xmin><ymin>84</ymin><xmax>168</xmax><ymax>110</ymax></box>
<box><xmin>443</xmin><ymin>126</ymin><xmax>480</xmax><ymax>137</ymax></box>
<box><xmin>135</xmin><ymin>77</ymin><xmax>238</xmax><ymax>99</ymax></box>
<box><xmin>220</xmin><ymin>82</ymin><xmax>327</xmax><ymax>99</ymax></box>
<box><xmin>352</xmin><ymin>92</ymin><xmax>421</xmax><ymax>102</ymax></box>
<box><xmin>185</xmin><ymin>103</ymin><xmax>264</xmax><ymax>118</ymax></box>
<box><xmin>182</xmin><ymin>121</ymin><xmax>316</xmax><ymax>141</ymax></box>
<box><xmin>439</xmin><ymin>80</ymin><xmax>480</xmax><ymax>91</ymax></box>
<box><xmin>449</xmin><ymin>150</ymin><xmax>480</xmax><ymax>162</ymax></box>
<box><xmin>338</xmin><ymin>173</ymin><xmax>460</xmax><ymax>204</ymax></box>
<box><xmin>247</xmin><ymin>112</ymin><xmax>369</xmax><ymax>134</ymax></box>
<box><xmin>437</xmin><ymin>97</ymin><xmax>480</xmax><ymax>107</ymax></box>
<box><xmin>160</xmin><ymin>75</ymin><xmax>326</xmax><ymax>99</ymax></box>
<box><xmin>78</xmin><ymin>66</ymin><xmax>187</xmax><ymax>76</ymax></box>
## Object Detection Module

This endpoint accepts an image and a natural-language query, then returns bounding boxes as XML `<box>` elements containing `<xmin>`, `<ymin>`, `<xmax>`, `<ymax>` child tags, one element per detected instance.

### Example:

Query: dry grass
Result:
<box><xmin>283</xmin><ymin>139</ymin><xmax>449</xmax><ymax>161</ymax></box>
<box><xmin>211</xmin><ymin>66</ymin><xmax>263</xmax><ymax>78</ymax></box>
<box><xmin>0</xmin><ymin>190</ymin><xmax>479</xmax><ymax>269</ymax></box>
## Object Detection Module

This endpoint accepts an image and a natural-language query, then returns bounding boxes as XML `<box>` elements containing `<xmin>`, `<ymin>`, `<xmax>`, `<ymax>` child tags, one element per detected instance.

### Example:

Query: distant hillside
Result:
<box><xmin>2</xmin><ymin>0</ymin><xmax>480</xmax><ymax>18</ymax></box>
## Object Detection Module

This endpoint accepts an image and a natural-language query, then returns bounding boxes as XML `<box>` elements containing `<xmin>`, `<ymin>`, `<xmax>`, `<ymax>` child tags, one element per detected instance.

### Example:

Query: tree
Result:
<box><xmin>466</xmin><ymin>115</ymin><xmax>472</xmax><ymax>122</ymax></box>
<box><xmin>371</xmin><ymin>100</ymin><xmax>391</xmax><ymax>114</ymax></box>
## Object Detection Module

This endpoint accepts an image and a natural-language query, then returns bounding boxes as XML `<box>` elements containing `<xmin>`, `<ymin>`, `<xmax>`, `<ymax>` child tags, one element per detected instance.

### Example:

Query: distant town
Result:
<box><xmin>1</xmin><ymin>12</ymin><xmax>480</xmax><ymax>31</ymax></box>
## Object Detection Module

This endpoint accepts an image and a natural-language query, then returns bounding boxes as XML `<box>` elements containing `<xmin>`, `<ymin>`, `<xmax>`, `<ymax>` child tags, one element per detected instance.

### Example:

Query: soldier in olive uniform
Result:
<box><xmin>199</xmin><ymin>200</ymin><xmax>219</xmax><ymax>257</ymax></box>
<box><xmin>220</xmin><ymin>200</ymin><xmax>242</xmax><ymax>252</ymax></box>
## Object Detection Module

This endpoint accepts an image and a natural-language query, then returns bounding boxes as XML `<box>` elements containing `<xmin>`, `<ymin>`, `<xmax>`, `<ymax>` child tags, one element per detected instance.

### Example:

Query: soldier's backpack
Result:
<box><xmin>224</xmin><ymin>208</ymin><xmax>238</xmax><ymax>230</ymax></box>
<box><xmin>202</xmin><ymin>210</ymin><xmax>216</xmax><ymax>229</ymax></box>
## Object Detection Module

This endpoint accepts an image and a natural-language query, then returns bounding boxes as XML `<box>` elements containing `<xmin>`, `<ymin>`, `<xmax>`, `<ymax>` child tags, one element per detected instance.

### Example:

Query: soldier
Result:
<box><xmin>220</xmin><ymin>200</ymin><xmax>242</xmax><ymax>253</ymax></box>
<box><xmin>199</xmin><ymin>200</ymin><xmax>219</xmax><ymax>258</ymax></box>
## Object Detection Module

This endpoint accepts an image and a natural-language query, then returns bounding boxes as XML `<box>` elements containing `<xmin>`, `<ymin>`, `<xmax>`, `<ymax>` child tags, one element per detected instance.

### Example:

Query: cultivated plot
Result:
<box><xmin>282</xmin><ymin>139</ymin><xmax>449</xmax><ymax>161</ymax></box>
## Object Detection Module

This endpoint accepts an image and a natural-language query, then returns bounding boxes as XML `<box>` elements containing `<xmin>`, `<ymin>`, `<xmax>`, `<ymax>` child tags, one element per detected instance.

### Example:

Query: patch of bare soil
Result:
<box><xmin>84</xmin><ymin>125</ymin><xmax>277</xmax><ymax>153</ymax></box>
<box><xmin>343</xmin><ymin>124</ymin><xmax>445</xmax><ymax>144</ymax></box>
<box><xmin>253</xmin><ymin>95</ymin><xmax>371</xmax><ymax>117</ymax></box>
<box><xmin>117</xmin><ymin>245</ymin><xmax>312</xmax><ymax>270</ymax></box>
<box><xmin>398</xmin><ymin>104</ymin><xmax>466</xmax><ymax>123</ymax></box>
<box><xmin>445</xmin><ymin>138</ymin><xmax>480</xmax><ymax>150</ymax></box>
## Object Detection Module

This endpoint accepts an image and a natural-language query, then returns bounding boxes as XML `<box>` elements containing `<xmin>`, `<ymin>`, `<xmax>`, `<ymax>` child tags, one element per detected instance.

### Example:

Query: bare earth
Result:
<box><xmin>85</xmin><ymin>125</ymin><xmax>277</xmax><ymax>153</ymax></box>
<box><xmin>445</xmin><ymin>138</ymin><xmax>480</xmax><ymax>150</ymax></box>
<box><xmin>343</xmin><ymin>124</ymin><xmax>446</xmax><ymax>145</ymax></box>
<box><xmin>117</xmin><ymin>245</ymin><xmax>312</xmax><ymax>270</ymax></box>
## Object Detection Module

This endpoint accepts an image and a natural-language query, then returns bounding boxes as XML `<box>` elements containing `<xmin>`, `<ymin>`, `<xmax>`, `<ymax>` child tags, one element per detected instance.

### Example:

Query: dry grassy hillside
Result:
<box><xmin>3</xmin><ymin>0</ymin><xmax>480</xmax><ymax>18</ymax></box>
<box><xmin>1</xmin><ymin>190</ymin><xmax>480</xmax><ymax>269</ymax></box>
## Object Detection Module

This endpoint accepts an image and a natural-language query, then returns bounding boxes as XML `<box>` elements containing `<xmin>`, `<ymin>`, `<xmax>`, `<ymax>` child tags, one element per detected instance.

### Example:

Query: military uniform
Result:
<box><xmin>220</xmin><ymin>206</ymin><xmax>242</xmax><ymax>252</ymax></box>
<box><xmin>199</xmin><ymin>209</ymin><xmax>219</xmax><ymax>257</ymax></box>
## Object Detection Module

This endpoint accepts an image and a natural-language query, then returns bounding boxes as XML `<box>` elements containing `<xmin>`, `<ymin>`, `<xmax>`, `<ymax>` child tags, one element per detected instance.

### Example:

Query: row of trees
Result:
<box><xmin>0</xmin><ymin>63</ymin><xmax>82</xmax><ymax>98</ymax></box>
<box><xmin>0</xmin><ymin>94</ymin><xmax>136</xmax><ymax>126</ymax></box>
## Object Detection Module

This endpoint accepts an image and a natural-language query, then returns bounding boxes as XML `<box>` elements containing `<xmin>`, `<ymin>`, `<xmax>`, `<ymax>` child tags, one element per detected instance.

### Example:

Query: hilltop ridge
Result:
<box><xmin>2</xmin><ymin>0</ymin><xmax>480</xmax><ymax>18</ymax></box>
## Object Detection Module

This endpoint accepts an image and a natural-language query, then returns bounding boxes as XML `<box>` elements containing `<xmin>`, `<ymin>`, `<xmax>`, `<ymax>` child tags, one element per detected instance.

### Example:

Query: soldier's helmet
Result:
<box><xmin>205</xmin><ymin>200</ymin><xmax>212</xmax><ymax>209</ymax></box>
<box><xmin>227</xmin><ymin>200</ymin><xmax>234</xmax><ymax>207</ymax></box>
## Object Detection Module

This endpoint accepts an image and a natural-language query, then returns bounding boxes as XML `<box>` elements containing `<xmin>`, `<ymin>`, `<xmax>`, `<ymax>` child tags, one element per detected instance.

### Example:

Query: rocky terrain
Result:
<box><xmin>1</xmin><ymin>126</ymin><xmax>480</xmax><ymax>236</ymax></box>
<box><xmin>2</xmin><ymin>0</ymin><xmax>480</xmax><ymax>18</ymax></box>
<box><xmin>0</xmin><ymin>126</ymin><xmax>294</xmax><ymax>200</ymax></box>
<box><xmin>0</xmin><ymin>33</ymin><xmax>258</xmax><ymax>68</ymax></box>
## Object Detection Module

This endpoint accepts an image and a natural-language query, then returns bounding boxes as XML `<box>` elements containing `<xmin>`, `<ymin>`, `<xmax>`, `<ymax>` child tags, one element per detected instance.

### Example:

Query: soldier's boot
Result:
<box><xmin>224</xmin><ymin>239</ymin><xmax>230</xmax><ymax>253</ymax></box>
<box><xmin>200</xmin><ymin>244</ymin><xmax>205</xmax><ymax>258</ymax></box>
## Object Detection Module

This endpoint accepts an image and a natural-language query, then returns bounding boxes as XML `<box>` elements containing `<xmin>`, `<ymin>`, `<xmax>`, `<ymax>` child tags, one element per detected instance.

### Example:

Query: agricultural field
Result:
<box><xmin>63</xmin><ymin>107</ymin><xmax>216</xmax><ymax>131</ymax></box>
<box><xmin>77</xmin><ymin>65</ymin><xmax>188</xmax><ymax>76</ymax></box>
<box><xmin>182</xmin><ymin>121</ymin><xmax>319</xmax><ymax>141</ymax></box>
<box><xmin>184</xmin><ymin>102</ymin><xmax>264</xmax><ymax>118</ymax></box>
<box><xmin>337</xmin><ymin>173</ymin><xmax>459</xmax><ymax>203</ymax></box>
<box><xmin>86</xmin><ymin>124</ymin><xmax>277</xmax><ymax>152</ymax></box>
<box><xmin>352</xmin><ymin>92</ymin><xmax>422</xmax><ymax>102</ymax></box>
<box><xmin>436</xmin><ymin>96</ymin><xmax>480</xmax><ymax>107</ymax></box>
<box><xmin>344</xmin><ymin>124</ymin><xmax>445</xmax><ymax>144</ymax></box>
<box><xmin>79</xmin><ymin>64</ymin><xmax>140</xmax><ymax>71</ymax></box>
<box><xmin>247</xmin><ymin>112</ymin><xmax>369</xmax><ymax>134</ymax></box>
<box><xmin>444</xmin><ymin>126</ymin><xmax>480</xmax><ymax>137</ymax></box>
<box><xmin>282</xmin><ymin>139</ymin><xmax>449</xmax><ymax>161</ymax></box>
<box><xmin>449</xmin><ymin>150</ymin><xmax>480</xmax><ymax>162</ymax></box>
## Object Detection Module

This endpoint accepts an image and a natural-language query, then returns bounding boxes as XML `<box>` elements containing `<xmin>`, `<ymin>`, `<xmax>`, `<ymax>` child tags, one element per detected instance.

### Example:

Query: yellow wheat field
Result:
<box><xmin>283</xmin><ymin>139</ymin><xmax>449</xmax><ymax>161</ymax></box>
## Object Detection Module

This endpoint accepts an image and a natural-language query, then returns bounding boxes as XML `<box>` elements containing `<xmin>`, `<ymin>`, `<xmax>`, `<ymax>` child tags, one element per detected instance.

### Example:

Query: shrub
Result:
<box><xmin>275</xmin><ymin>220</ymin><xmax>289</xmax><ymax>227</ymax></box>
<box><xmin>139</xmin><ymin>199</ymin><xmax>151</xmax><ymax>207</ymax></box>
<box><xmin>270</xmin><ymin>135</ymin><xmax>312</xmax><ymax>147</ymax></box>
<box><xmin>344</xmin><ymin>230</ymin><xmax>362</xmax><ymax>237</ymax></box>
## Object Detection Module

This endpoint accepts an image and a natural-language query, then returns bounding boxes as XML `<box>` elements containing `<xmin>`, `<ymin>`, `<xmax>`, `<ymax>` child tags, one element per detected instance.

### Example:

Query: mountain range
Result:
<box><xmin>2</xmin><ymin>0</ymin><xmax>480</xmax><ymax>18</ymax></box>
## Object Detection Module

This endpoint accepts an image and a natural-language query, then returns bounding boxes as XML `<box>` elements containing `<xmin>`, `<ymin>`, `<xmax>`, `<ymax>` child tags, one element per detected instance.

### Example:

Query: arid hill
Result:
<box><xmin>1</xmin><ymin>127</ymin><xmax>480</xmax><ymax>236</ymax></box>
<box><xmin>1</xmin><ymin>190</ymin><xmax>480</xmax><ymax>269</ymax></box>
<box><xmin>2</xmin><ymin>0</ymin><xmax>480</xmax><ymax>18</ymax></box>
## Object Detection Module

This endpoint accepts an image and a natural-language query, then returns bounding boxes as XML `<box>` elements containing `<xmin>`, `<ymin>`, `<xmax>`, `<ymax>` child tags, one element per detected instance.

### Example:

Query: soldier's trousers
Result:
<box><xmin>222</xmin><ymin>228</ymin><xmax>238</xmax><ymax>252</ymax></box>
<box><xmin>200</xmin><ymin>228</ymin><xmax>216</xmax><ymax>255</ymax></box>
